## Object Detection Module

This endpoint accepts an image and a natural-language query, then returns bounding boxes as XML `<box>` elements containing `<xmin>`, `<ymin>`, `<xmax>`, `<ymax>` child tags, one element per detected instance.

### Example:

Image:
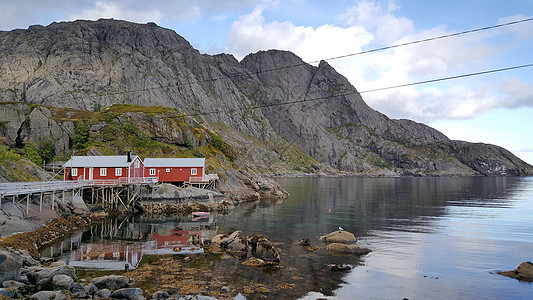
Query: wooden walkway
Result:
<box><xmin>0</xmin><ymin>177</ymin><xmax>158</xmax><ymax>213</ymax></box>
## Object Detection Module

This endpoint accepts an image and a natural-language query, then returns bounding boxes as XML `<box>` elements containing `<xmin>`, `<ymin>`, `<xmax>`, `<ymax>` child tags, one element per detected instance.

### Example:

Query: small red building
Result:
<box><xmin>63</xmin><ymin>153</ymin><xmax>144</xmax><ymax>181</ymax></box>
<box><xmin>143</xmin><ymin>158</ymin><xmax>205</xmax><ymax>183</ymax></box>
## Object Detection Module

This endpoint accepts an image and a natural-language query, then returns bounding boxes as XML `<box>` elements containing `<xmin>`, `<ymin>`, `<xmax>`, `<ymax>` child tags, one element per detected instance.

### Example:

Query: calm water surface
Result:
<box><xmin>45</xmin><ymin>176</ymin><xmax>533</xmax><ymax>299</ymax></box>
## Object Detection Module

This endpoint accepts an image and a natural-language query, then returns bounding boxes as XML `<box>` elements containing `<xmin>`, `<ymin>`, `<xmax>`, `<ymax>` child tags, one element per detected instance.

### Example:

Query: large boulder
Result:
<box><xmin>52</xmin><ymin>274</ymin><xmax>74</xmax><ymax>290</ymax></box>
<box><xmin>211</xmin><ymin>234</ymin><xmax>228</xmax><ymax>246</ymax></box>
<box><xmin>498</xmin><ymin>262</ymin><xmax>533</xmax><ymax>281</ymax></box>
<box><xmin>93</xmin><ymin>275</ymin><xmax>130</xmax><ymax>290</ymax></box>
<box><xmin>320</xmin><ymin>230</ymin><xmax>357</xmax><ymax>244</ymax></box>
<box><xmin>26</xmin><ymin>265</ymin><xmax>76</xmax><ymax>289</ymax></box>
<box><xmin>223</xmin><ymin>231</ymin><xmax>248</xmax><ymax>252</ymax></box>
<box><xmin>0</xmin><ymin>249</ymin><xmax>23</xmax><ymax>282</ymax></box>
<box><xmin>326</xmin><ymin>243</ymin><xmax>372</xmax><ymax>255</ymax></box>
<box><xmin>248</xmin><ymin>236</ymin><xmax>280</xmax><ymax>262</ymax></box>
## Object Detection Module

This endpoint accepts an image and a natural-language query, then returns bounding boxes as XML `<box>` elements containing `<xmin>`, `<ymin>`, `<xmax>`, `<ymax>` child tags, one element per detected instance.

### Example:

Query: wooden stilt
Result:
<box><xmin>40</xmin><ymin>192</ymin><xmax>43</xmax><ymax>212</ymax></box>
<box><xmin>52</xmin><ymin>191</ymin><xmax>55</xmax><ymax>210</ymax></box>
<box><xmin>26</xmin><ymin>194</ymin><xmax>29</xmax><ymax>215</ymax></box>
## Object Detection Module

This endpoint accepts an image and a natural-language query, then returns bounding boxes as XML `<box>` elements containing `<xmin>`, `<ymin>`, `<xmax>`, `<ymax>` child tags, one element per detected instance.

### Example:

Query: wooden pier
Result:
<box><xmin>0</xmin><ymin>177</ymin><xmax>158</xmax><ymax>216</ymax></box>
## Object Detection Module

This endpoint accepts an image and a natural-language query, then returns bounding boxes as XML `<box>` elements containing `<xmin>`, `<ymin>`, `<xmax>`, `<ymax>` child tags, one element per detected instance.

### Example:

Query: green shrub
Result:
<box><xmin>73</xmin><ymin>121</ymin><xmax>90</xmax><ymax>149</ymax></box>
<box><xmin>22</xmin><ymin>144</ymin><xmax>42</xmax><ymax>166</ymax></box>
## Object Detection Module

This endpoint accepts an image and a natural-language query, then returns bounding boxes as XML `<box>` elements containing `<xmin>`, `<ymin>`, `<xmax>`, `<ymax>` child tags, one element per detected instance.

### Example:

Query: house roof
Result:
<box><xmin>63</xmin><ymin>155</ymin><xmax>140</xmax><ymax>168</ymax></box>
<box><xmin>143</xmin><ymin>158</ymin><xmax>205</xmax><ymax>168</ymax></box>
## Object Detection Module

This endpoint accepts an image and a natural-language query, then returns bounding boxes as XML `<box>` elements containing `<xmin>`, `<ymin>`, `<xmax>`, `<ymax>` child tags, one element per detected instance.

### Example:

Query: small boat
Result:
<box><xmin>191</xmin><ymin>211</ymin><xmax>210</xmax><ymax>217</ymax></box>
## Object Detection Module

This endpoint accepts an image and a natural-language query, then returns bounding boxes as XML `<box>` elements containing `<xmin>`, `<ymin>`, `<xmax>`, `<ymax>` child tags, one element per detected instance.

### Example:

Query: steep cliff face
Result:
<box><xmin>0</xmin><ymin>19</ymin><xmax>532</xmax><ymax>177</ymax></box>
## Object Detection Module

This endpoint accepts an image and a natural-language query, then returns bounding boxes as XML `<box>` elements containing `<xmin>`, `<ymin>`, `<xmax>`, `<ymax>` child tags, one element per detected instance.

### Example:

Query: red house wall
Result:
<box><xmin>145</xmin><ymin>166</ymin><xmax>204</xmax><ymax>182</ymax></box>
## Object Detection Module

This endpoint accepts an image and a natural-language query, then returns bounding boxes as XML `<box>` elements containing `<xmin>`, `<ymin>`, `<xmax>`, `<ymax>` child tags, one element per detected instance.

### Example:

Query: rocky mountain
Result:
<box><xmin>1</xmin><ymin>19</ymin><xmax>532</xmax><ymax>179</ymax></box>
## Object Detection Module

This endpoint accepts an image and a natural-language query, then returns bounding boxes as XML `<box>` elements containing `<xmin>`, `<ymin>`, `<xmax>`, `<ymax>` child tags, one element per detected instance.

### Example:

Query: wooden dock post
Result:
<box><xmin>40</xmin><ymin>192</ymin><xmax>43</xmax><ymax>212</ymax></box>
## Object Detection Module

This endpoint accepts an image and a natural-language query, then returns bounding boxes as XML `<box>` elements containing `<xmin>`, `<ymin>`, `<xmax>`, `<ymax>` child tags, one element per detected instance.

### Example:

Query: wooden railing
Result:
<box><xmin>0</xmin><ymin>180</ymin><xmax>92</xmax><ymax>197</ymax></box>
<box><xmin>0</xmin><ymin>177</ymin><xmax>159</xmax><ymax>197</ymax></box>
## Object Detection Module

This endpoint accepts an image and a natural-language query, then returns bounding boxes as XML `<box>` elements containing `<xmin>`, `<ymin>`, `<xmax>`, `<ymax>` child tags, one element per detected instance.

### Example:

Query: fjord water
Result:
<box><xmin>269</xmin><ymin>176</ymin><xmax>533</xmax><ymax>299</ymax></box>
<box><xmin>45</xmin><ymin>176</ymin><xmax>533</xmax><ymax>299</ymax></box>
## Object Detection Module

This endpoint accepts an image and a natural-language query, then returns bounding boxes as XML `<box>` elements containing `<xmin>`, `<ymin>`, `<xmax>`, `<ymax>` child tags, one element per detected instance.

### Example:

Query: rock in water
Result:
<box><xmin>326</xmin><ymin>243</ymin><xmax>372</xmax><ymax>255</ymax></box>
<box><xmin>320</xmin><ymin>230</ymin><xmax>357</xmax><ymax>244</ymax></box>
<box><xmin>498</xmin><ymin>261</ymin><xmax>533</xmax><ymax>281</ymax></box>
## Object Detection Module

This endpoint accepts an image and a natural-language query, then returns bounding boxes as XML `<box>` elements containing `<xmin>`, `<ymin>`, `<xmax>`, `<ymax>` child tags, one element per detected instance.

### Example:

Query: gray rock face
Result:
<box><xmin>0</xmin><ymin>19</ymin><xmax>531</xmax><ymax>177</ymax></box>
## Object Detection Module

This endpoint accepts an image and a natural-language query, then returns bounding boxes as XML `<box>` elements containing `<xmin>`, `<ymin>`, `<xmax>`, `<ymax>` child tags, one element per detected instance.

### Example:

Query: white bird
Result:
<box><xmin>338</xmin><ymin>226</ymin><xmax>343</xmax><ymax>232</ymax></box>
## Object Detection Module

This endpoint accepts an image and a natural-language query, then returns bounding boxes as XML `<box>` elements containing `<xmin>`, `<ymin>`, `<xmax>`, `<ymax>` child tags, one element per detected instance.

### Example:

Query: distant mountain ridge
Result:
<box><xmin>1</xmin><ymin>19</ymin><xmax>532</xmax><ymax>177</ymax></box>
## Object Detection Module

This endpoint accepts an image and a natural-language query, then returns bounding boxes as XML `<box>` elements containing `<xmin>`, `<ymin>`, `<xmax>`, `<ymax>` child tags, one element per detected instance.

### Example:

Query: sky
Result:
<box><xmin>1</xmin><ymin>0</ymin><xmax>532</xmax><ymax>165</ymax></box>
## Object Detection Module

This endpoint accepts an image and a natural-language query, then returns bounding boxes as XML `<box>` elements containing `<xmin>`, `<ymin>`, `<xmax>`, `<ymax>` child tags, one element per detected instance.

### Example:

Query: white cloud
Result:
<box><xmin>338</xmin><ymin>0</ymin><xmax>413</xmax><ymax>43</ymax></box>
<box><xmin>225</xmin><ymin>6</ymin><xmax>373</xmax><ymax>62</ymax></box>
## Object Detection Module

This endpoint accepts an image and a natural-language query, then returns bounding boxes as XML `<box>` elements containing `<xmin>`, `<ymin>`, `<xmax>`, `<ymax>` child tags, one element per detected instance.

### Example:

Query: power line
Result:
<box><xmin>308</xmin><ymin>17</ymin><xmax>533</xmax><ymax>64</ymax></box>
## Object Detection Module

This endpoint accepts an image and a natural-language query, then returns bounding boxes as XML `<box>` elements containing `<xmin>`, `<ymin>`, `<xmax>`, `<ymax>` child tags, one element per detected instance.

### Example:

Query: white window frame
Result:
<box><xmin>100</xmin><ymin>168</ymin><xmax>107</xmax><ymax>177</ymax></box>
<box><xmin>115</xmin><ymin>168</ymin><xmax>122</xmax><ymax>176</ymax></box>
<box><xmin>134</xmin><ymin>160</ymin><xmax>140</xmax><ymax>168</ymax></box>
<box><xmin>71</xmin><ymin>168</ymin><xmax>78</xmax><ymax>177</ymax></box>
<box><xmin>191</xmin><ymin>168</ymin><xmax>197</xmax><ymax>175</ymax></box>
<box><xmin>166</xmin><ymin>168</ymin><xmax>171</xmax><ymax>173</ymax></box>
<box><xmin>150</xmin><ymin>168</ymin><xmax>156</xmax><ymax>176</ymax></box>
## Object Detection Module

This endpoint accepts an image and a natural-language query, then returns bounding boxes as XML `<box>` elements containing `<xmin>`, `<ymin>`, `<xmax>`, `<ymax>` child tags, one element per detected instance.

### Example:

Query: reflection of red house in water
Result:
<box><xmin>150</xmin><ymin>228</ymin><xmax>202</xmax><ymax>248</ymax></box>
<box><xmin>67</xmin><ymin>228</ymin><xmax>202</xmax><ymax>270</ymax></box>
<box><xmin>72</xmin><ymin>241</ymin><xmax>145</xmax><ymax>269</ymax></box>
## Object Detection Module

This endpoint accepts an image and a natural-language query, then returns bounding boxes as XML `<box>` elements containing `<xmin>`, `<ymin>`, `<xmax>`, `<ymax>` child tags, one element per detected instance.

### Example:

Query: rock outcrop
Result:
<box><xmin>0</xmin><ymin>19</ymin><xmax>531</xmax><ymax>177</ymax></box>
<box><xmin>498</xmin><ymin>261</ymin><xmax>533</xmax><ymax>281</ymax></box>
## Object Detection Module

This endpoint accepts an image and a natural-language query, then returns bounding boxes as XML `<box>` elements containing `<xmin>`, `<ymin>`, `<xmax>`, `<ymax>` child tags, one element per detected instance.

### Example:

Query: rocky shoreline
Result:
<box><xmin>0</xmin><ymin>199</ymin><xmax>372</xmax><ymax>300</ymax></box>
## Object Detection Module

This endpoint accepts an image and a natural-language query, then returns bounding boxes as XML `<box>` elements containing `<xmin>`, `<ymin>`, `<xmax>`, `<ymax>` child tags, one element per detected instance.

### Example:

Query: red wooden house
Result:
<box><xmin>63</xmin><ymin>152</ymin><xmax>144</xmax><ymax>181</ymax></box>
<box><xmin>143</xmin><ymin>158</ymin><xmax>205</xmax><ymax>183</ymax></box>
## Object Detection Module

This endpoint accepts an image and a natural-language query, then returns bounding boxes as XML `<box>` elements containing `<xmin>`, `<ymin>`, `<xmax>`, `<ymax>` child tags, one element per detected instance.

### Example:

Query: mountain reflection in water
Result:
<box><xmin>41</xmin><ymin>177</ymin><xmax>533</xmax><ymax>299</ymax></box>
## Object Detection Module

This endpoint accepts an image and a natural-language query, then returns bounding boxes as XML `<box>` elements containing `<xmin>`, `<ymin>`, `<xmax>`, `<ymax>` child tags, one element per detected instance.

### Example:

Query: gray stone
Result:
<box><xmin>94</xmin><ymin>288</ymin><xmax>111</xmax><ymax>299</ymax></box>
<box><xmin>26</xmin><ymin>265</ymin><xmax>76</xmax><ymax>289</ymax></box>
<box><xmin>151</xmin><ymin>291</ymin><xmax>170</xmax><ymax>299</ymax></box>
<box><xmin>2</xmin><ymin>280</ymin><xmax>26</xmax><ymax>289</ymax></box>
<box><xmin>93</xmin><ymin>275</ymin><xmax>129</xmax><ymax>290</ymax></box>
<box><xmin>111</xmin><ymin>287</ymin><xmax>143</xmax><ymax>299</ymax></box>
<box><xmin>83</xmin><ymin>282</ymin><xmax>98</xmax><ymax>295</ymax></box>
<box><xmin>320</xmin><ymin>230</ymin><xmax>357</xmax><ymax>244</ymax></box>
<box><xmin>0</xmin><ymin>288</ymin><xmax>16</xmax><ymax>298</ymax></box>
<box><xmin>52</xmin><ymin>274</ymin><xmax>74</xmax><ymax>290</ymax></box>
<box><xmin>255</xmin><ymin>239</ymin><xmax>280</xmax><ymax>262</ymax></box>
<box><xmin>30</xmin><ymin>291</ymin><xmax>68</xmax><ymax>300</ymax></box>
<box><xmin>0</xmin><ymin>250</ymin><xmax>23</xmax><ymax>282</ymax></box>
